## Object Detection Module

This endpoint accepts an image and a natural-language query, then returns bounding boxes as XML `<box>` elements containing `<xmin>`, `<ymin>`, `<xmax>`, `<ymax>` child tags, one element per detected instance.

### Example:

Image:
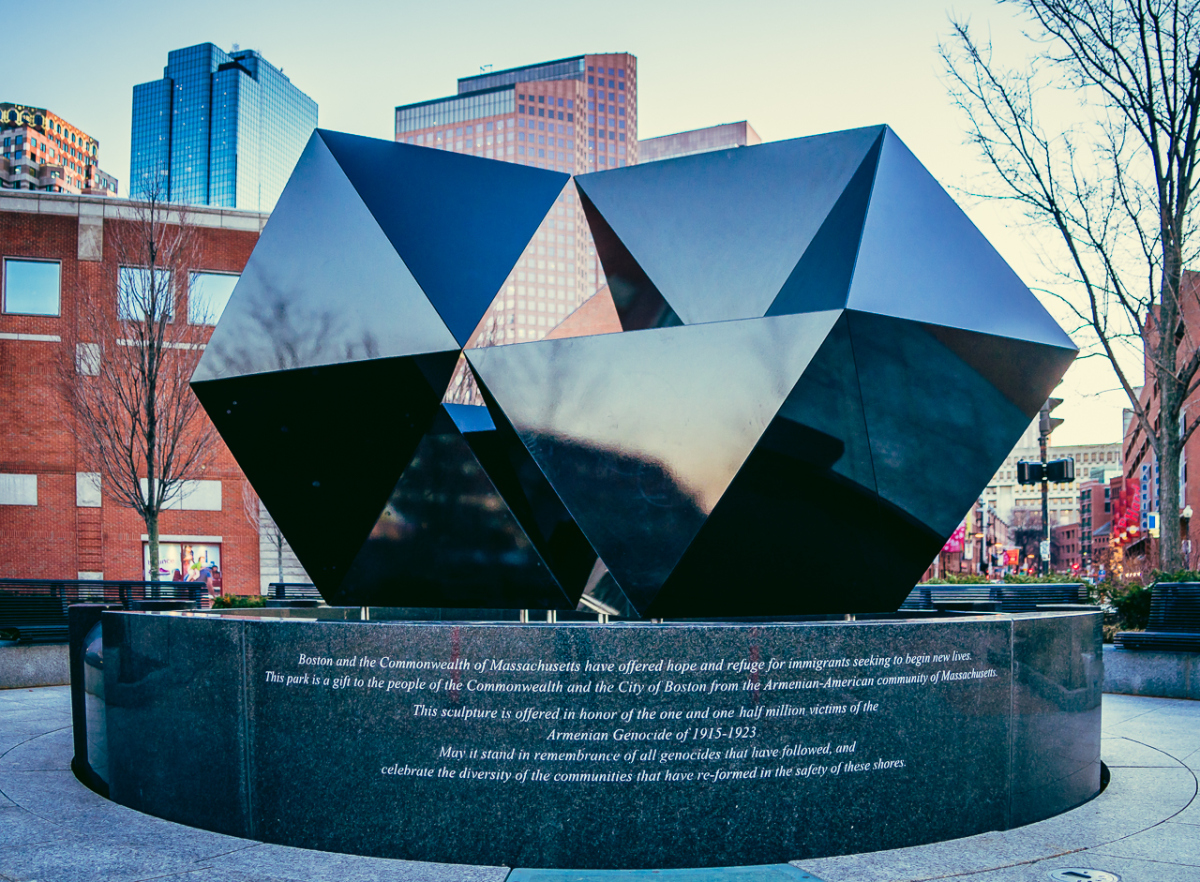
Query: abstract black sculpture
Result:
<box><xmin>192</xmin><ymin>126</ymin><xmax>1076</xmax><ymax>617</ymax></box>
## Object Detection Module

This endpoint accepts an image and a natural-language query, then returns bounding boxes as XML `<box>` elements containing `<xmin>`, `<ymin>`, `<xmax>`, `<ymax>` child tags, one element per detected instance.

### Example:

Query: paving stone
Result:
<box><xmin>68</xmin><ymin>812</ymin><xmax>257</xmax><ymax>862</ymax></box>
<box><xmin>0</xmin><ymin>804</ymin><xmax>77</xmax><ymax>848</ymax></box>
<box><xmin>208</xmin><ymin>843</ymin><xmax>510</xmax><ymax>882</ymax></box>
<box><xmin>1101</xmin><ymin>735</ymin><xmax>1179</xmax><ymax>767</ymax></box>
<box><xmin>510</xmin><ymin>866</ymin><xmax>820</xmax><ymax>881</ymax></box>
<box><xmin>1019</xmin><ymin>766</ymin><xmax>1196</xmax><ymax>847</ymax></box>
<box><xmin>1090</xmin><ymin>820</ymin><xmax>1200</xmax><ymax>867</ymax></box>
<box><xmin>962</xmin><ymin>852</ymin><xmax>1200</xmax><ymax>882</ymax></box>
<box><xmin>0</xmin><ymin>842</ymin><xmax>199</xmax><ymax>882</ymax></box>
<box><xmin>0</xmin><ymin>770</ymin><xmax>111</xmax><ymax>817</ymax></box>
<box><xmin>127</xmin><ymin>869</ymin><xmax>296</xmax><ymax>882</ymax></box>
<box><xmin>0</xmin><ymin>729</ymin><xmax>73</xmax><ymax>771</ymax></box>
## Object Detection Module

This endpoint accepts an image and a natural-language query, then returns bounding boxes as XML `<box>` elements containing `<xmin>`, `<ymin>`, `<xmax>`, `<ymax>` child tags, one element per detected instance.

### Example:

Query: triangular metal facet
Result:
<box><xmin>845</xmin><ymin>128</ymin><xmax>1077</xmax><ymax>350</ymax></box>
<box><xmin>192</xmin><ymin>352</ymin><xmax>458</xmax><ymax>593</ymax></box>
<box><xmin>466</xmin><ymin>311</ymin><xmax>841</xmax><ymax>614</ymax></box>
<box><xmin>576</xmin><ymin>188</ymin><xmax>680</xmax><ymax>331</ymax></box>
<box><xmin>576</xmin><ymin>126</ymin><xmax>886</xmax><ymax>325</ymax></box>
<box><xmin>921</xmin><ymin>323</ymin><xmax>1077</xmax><ymax>420</ymax></box>
<box><xmin>767</xmin><ymin>132</ymin><xmax>882</xmax><ymax>317</ymax></box>
<box><xmin>319</xmin><ymin>130</ymin><xmax>570</xmax><ymax>346</ymax></box>
<box><xmin>334</xmin><ymin>404</ymin><xmax>582</xmax><ymax>609</ymax></box>
<box><xmin>193</xmin><ymin>132</ymin><xmax>458</xmax><ymax>384</ymax></box>
<box><xmin>771</xmin><ymin>312</ymin><xmax>878</xmax><ymax>492</ymax></box>
<box><xmin>846</xmin><ymin>310</ymin><xmax>1036</xmax><ymax>538</ymax></box>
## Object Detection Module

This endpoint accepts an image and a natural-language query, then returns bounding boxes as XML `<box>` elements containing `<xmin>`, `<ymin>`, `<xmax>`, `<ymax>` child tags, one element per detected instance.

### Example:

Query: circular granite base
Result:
<box><xmin>91</xmin><ymin>609</ymin><xmax>1101</xmax><ymax>869</ymax></box>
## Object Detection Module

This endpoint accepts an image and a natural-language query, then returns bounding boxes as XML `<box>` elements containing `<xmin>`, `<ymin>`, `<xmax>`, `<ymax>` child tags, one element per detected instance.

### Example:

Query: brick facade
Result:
<box><xmin>0</xmin><ymin>192</ymin><xmax>266</xmax><ymax>591</ymax></box>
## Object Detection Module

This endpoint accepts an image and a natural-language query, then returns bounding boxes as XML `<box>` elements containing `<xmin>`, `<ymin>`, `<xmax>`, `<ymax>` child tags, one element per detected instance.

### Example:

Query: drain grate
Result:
<box><xmin>1047</xmin><ymin>870</ymin><xmax>1120</xmax><ymax>882</ymax></box>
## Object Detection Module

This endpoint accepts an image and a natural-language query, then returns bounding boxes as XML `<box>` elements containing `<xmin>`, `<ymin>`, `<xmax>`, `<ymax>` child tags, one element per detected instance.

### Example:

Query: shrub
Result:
<box><xmin>1109</xmin><ymin>583</ymin><xmax>1152</xmax><ymax>631</ymax></box>
<box><xmin>212</xmin><ymin>594</ymin><xmax>267</xmax><ymax>609</ymax></box>
<box><xmin>923</xmin><ymin>573</ymin><xmax>989</xmax><ymax>584</ymax></box>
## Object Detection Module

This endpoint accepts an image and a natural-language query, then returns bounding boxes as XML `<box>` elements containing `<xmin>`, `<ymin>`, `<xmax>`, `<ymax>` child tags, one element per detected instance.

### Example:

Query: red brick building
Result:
<box><xmin>1122</xmin><ymin>270</ymin><xmax>1200</xmax><ymax>564</ymax></box>
<box><xmin>0</xmin><ymin>191</ymin><xmax>265</xmax><ymax>591</ymax></box>
<box><xmin>1051</xmin><ymin>522</ymin><xmax>1082</xmax><ymax>574</ymax></box>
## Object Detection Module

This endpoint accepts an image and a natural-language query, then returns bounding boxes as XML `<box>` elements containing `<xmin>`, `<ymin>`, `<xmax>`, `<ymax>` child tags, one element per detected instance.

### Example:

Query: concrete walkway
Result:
<box><xmin>0</xmin><ymin>688</ymin><xmax>1196</xmax><ymax>882</ymax></box>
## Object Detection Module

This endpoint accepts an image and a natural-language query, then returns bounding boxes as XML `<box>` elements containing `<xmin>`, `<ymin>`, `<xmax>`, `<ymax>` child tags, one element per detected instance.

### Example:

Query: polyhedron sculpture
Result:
<box><xmin>192</xmin><ymin>125</ymin><xmax>1076</xmax><ymax>616</ymax></box>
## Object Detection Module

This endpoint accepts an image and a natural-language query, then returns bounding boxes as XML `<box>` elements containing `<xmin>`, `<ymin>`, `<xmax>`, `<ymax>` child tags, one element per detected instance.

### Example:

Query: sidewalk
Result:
<box><xmin>0</xmin><ymin>687</ymin><xmax>1196</xmax><ymax>881</ymax></box>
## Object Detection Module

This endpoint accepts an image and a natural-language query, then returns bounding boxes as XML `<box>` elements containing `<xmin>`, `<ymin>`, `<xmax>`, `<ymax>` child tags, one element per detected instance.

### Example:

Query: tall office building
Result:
<box><xmin>395</xmin><ymin>54</ymin><xmax>637</xmax><ymax>352</ymax></box>
<box><xmin>131</xmin><ymin>44</ymin><xmax>317</xmax><ymax>211</ymax></box>
<box><xmin>1</xmin><ymin>103</ymin><xmax>119</xmax><ymax>195</ymax></box>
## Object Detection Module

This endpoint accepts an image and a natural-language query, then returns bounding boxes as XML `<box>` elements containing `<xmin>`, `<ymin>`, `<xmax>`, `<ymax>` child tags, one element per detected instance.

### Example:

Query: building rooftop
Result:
<box><xmin>0</xmin><ymin>189</ymin><xmax>267</xmax><ymax>231</ymax></box>
<box><xmin>455</xmin><ymin>55</ymin><xmax>586</xmax><ymax>95</ymax></box>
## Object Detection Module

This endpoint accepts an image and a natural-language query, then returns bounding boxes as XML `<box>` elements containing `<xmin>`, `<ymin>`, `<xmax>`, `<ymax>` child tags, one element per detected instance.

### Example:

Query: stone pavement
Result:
<box><xmin>0</xmin><ymin>686</ymin><xmax>1195</xmax><ymax>882</ymax></box>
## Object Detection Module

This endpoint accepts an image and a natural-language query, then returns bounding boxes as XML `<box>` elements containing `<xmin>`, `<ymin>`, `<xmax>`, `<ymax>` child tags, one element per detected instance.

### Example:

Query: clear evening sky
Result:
<box><xmin>6</xmin><ymin>0</ymin><xmax>1128</xmax><ymax>446</ymax></box>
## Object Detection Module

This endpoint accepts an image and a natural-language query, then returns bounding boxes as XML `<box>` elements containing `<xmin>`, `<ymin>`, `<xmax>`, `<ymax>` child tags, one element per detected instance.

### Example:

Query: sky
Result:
<box><xmin>5</xmin><ymin>0</ymin><xmax>1131</xmax><ymax>446</ymax></box>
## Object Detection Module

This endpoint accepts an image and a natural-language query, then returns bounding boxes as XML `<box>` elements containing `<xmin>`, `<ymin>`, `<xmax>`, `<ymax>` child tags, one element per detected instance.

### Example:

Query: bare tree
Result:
<box><xmin>243</xmin><ymin>481</ymin><xmax>285</xmax><ymax>589</ymax></box>
<box><xmin>942</xmin><ymin>0</ymin><xmax>1200</xmax><ymax>571</ymax></box>
<box><xmin>62</xmin><ymin>183</ymin><xmax>217</xmax><ymax>581</ymax></box>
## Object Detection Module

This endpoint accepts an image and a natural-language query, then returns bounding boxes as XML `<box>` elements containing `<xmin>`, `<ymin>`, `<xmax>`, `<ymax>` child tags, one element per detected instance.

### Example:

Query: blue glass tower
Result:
<box><xmin>131</xmin><ymin>44</ymin><xmax>317</xmax><ymax>211</ymax></box>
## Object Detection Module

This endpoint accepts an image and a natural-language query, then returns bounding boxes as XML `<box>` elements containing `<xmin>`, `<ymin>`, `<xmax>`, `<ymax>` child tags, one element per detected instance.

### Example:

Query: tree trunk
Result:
<box><xmin>1159</xmin><ymin>403</ymin><xmax>1184</xmax><ymax>573</ymax></box>
<box><xmin>1156</xmin><ymin>244</ymin><xmax>1186</xmax><ymax>574</ymax></box>
<box><xmin>148</xmin><ymin>509</ymin><xmax>160</xmax><ymax>583</ymax></box>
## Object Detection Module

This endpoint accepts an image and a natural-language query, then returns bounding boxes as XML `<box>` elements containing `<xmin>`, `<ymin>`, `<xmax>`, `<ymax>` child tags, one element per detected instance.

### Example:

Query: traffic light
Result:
<box><xmin>1045</xmin><ymin>458</ymin><xmax>1075</xmax><ymax>482</ymax></box>
<box><xmin>1017</xmin><ymin>458</ymin><xmax>1075</xmax><ymax>485</ymax></box>
<box><xmin>1039</xmin><ymin>396</ymin><xmax>1064</xmax><ymax>438</ymax></box>
<box><xmin>1017</xmin><ymin>461</ymin><xmax>1043</xmax><ymax>484</ymax></box>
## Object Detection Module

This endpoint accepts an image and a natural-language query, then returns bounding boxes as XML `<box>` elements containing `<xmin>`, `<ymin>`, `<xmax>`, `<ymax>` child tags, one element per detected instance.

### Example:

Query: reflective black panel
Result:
<box><xmin>576</xmin><ymin>187</ymin><xmax>680</xmax><ymax>331</ymax></box>
<box><xmin>192</xmin><ymin>354</ymin><xmax>458</xmax><ymax>591</ymax></box>
<box><xmin>319</xmin><ymin>130</ymin><xmax>569</xmax><ymax>346</ymax></box>
<box><xmin>462</xmin><ymin>392</ymin><xmax>599</xmax><ymax>604</ymax></box>
<box><xmin>923</xmin><ymin>324</ymin><xmax>1078</xmax><ymax>419</ymax></box>
<box><xmin>332</xmin><ymin>405</ymin><xmax>578</xmax><ymax>609</ymax></box>
<box><xmin>772</xmin><ymin>312</ymin><xmax>876</xmax><ymax>492</ymax></box>
<box><xmin>651</xmin><ymin>449</ymin><xmax>943</xmax><ymax>617</ymax></box>
<box><xmin>467</xmin><ymin>312</ymin><xmax>838</xmax><ymax>613</ymax></box>
<box><xmin>846</xmin><ymin>129</ymin><xmax>1076</xmax><ymax>348</ymax></box>
<box><xmin>845</xmin><ymin>310</ymin><xmax>1048</xmax><ymax>538</ymax></box>
<box><xmin>194</xmin><ymin>134</ymin><xmax>459</xmax><ymax>383</ymax></box>
<box><xmin>574</xmin><ymin>126</ymin><xmax>883</xmax><ymax>324</ymax></box>
<box><xmin>767</xmin><ymin>133</ymin><xmax>882</xmax><ymax>317</ymax></box>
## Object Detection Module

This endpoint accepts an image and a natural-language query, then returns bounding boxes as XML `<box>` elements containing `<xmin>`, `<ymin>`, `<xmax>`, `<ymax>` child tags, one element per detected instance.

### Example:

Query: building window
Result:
<box><xmin>76</xmin><ymin>472</ymin><xmax>102</xmax><ymax>507</ymax></box>
<box><xmin>3</xmin><ymin>258</ymin><xmax>61</xmax><ymax>316</ymax></box>
<box><xmin>0</xmin><ymin>474</ymin><xmax>38</xmax><ymax>506</ymax></box>
<box><xmin>119</xmin><ymin>266</ymin><xmax>175</xmax><ymax>321</ymax></box>
<box><xmin>139</xmin><ymin>478</ymin><xmax>222</xmax><ymax>510</ymax></box>
<box><xmin>76</xmin><ymin>343</ymin><xmax>101</xmax><ymax>376</ymax></box>
<box><xmin>189</xmin><ymin>272</ymin><xmax>239</xmax><ymax>324</ymax></box>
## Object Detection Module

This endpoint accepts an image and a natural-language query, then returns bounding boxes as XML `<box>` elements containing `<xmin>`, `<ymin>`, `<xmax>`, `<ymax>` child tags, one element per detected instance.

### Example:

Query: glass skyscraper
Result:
<box><xmin>131</xmin><ymin>44</ymin><xmax>317</xmax><ymax>211</ymax></box>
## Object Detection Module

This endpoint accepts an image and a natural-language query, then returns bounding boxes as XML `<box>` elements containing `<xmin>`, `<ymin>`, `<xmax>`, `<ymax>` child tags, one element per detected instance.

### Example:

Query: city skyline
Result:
<box><xmin>2</xmin><ymin>0</ymin><xmax>1128</xmax><ymax>445</ymax></box>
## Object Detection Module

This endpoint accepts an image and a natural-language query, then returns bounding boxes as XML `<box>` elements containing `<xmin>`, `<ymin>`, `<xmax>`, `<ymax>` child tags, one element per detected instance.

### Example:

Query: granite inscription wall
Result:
<box><xmin>103</xmin><ymin>612</ymin><xmax>1102</xmax><ymax>869</ymax></box>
